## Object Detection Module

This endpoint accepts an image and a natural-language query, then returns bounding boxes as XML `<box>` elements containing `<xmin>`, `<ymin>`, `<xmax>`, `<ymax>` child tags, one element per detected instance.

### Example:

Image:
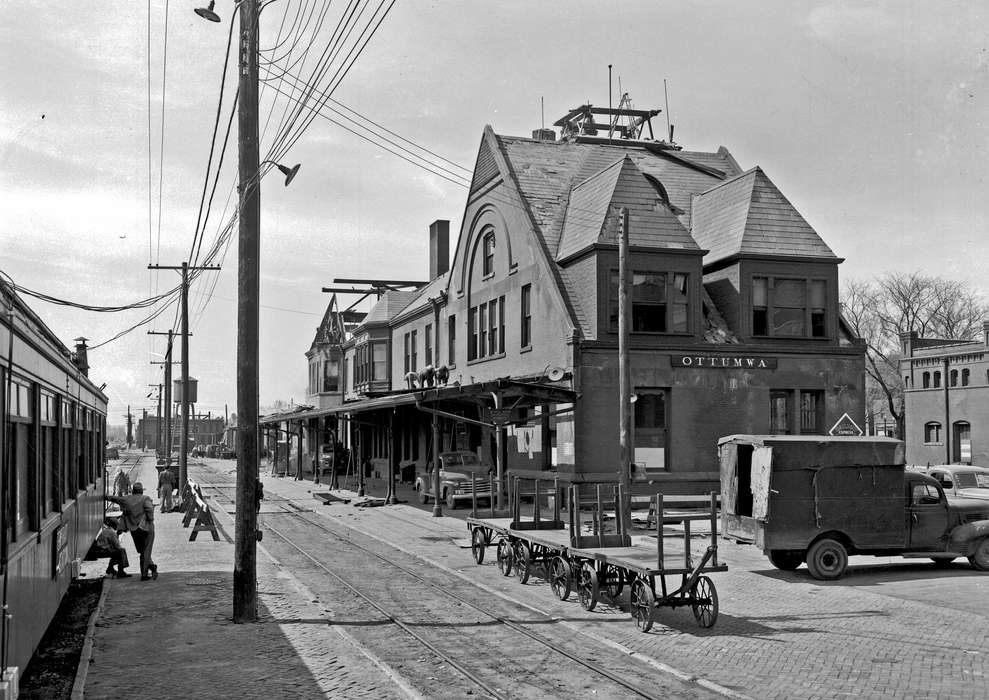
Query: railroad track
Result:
<box><xmin>196</xmin><ymin>468</ymin><xmax>714</xmax><ymax>700</ymax></box>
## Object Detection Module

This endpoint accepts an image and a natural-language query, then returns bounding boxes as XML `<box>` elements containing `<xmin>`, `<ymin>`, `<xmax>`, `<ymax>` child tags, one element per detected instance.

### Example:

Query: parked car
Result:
<box><xmin>921</xmin><ymin>465</ymin><xmax>989</xmax><ymax>501</ymax></box>
<box><xmin>414</xmin><ymin>450</ymin><xmax>492</xmax><ymax>509</ymax></box>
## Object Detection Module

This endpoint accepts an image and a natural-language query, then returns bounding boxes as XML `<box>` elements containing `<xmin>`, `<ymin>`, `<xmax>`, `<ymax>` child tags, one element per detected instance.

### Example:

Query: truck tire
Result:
<box><xmin>768</xmin><ymin>550</ymin><xmax>803</xmax><ymax>571</ymax></box>
<box><xmin>806</xmin><ymin>538</ymin><xmax>848</xmax><ymax>580</ymax></box>
<box><xmin>967</xmin><ymin>536</ymin><xmax>989</xmax><ymax>571</ymax></box>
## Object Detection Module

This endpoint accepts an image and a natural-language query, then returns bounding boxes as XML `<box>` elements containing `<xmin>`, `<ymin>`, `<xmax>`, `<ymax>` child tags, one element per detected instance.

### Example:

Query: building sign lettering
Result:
<box><xmin>672</xmin><ymin>355</ymin><xmax>778</xmax><ymax>369</ymax></box>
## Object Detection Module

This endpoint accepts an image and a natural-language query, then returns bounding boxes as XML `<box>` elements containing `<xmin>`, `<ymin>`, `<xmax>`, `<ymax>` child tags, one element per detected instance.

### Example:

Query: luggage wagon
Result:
<box><xmin>466</xmin><ymin>475</ymin><xmax>727</xmax><ymax>631</ymax></box>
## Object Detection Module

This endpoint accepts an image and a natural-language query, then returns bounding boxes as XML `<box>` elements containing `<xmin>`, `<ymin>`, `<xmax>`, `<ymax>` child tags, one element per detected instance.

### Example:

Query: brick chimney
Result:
<box><xmin>73</xmin><ymin>337</ymin><xmax>90</xmax><ymax>376</ymax></box>
<box><xmin>429</xmin><ymin>220</ymin><xmax>449</xmax><ymax>280</ymax></box>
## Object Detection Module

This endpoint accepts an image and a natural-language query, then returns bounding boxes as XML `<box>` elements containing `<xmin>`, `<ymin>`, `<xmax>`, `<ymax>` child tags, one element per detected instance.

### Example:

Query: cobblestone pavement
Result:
<box><xmin>247</xmin><ymin>463</ymin><xmax>989</xmax><ymax>700</ymax></box>
<box><xmin>84</xmin><ymin>453</ymin><xmax>409</xmax><ymax>699</ymax></box>
<box><xmin>84</xmin><ymin>455</ymin><xmax>989</xmax><ymax>699</ymax></box>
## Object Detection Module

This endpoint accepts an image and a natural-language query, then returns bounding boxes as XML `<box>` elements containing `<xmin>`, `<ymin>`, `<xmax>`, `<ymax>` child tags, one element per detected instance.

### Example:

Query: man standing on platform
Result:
<box><xmin>158</xmin><ymin>467</ymin><xmax>176</xmax><ymax>513</ymax></box>
<box><xmin>107</xmin><ymin>483</ymin><xmax>158</xmax><ymax>581</ymax></box>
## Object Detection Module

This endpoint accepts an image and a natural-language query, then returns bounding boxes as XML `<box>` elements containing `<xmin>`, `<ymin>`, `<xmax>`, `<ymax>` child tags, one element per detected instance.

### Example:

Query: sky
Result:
<box><xmin>1</xmin><ymin>1</ymin><xmax>987</xmax><ymax>427</ymax></box>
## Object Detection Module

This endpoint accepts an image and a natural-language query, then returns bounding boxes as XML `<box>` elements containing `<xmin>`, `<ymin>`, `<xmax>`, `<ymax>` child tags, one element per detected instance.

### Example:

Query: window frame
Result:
<box><xmin>608</xmin><ymin>269</ymin><xmax>692</xmax><ymax>335</ymax></box>
<box><xmin>520</xmin><ymin>284</ymin><xmax>532</xmax><ymax>349</ymax></box>
<box><xmin>482</xmin><ymin>231</ymin><xmax>495</xmax><ymax>277</ymax></box>
<box><xmin>751</xmin><ymin>275</ymin><xmax>829</xmax><ymax>339</ymax></box>
<box><xmin>924</xmin><ymin>421</ymin><xmax>942</xmax><ymax>445</ymax></box>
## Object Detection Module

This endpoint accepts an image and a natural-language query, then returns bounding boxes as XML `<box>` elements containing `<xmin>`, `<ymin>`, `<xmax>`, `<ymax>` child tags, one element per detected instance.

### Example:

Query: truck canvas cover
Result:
<box><xmin>719</xmin><ymin>435</ymin><xmax>906</xmax><ymax>550</ymax></box>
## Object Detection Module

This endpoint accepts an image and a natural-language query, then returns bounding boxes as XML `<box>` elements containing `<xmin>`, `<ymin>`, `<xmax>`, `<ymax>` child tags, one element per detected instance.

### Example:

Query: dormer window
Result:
<box><xmin>482</xmin><ymin>231</ymin><xmax>495</xmax><ymax>277</ymax></box>
<box><xmin>609</xmin><ymin>270</ymin><xmax>690</xmax><ymax>334</ymax></box>
<box><xmin>752</xmin><ymin>276</ymin><xmax>827</xmax><ymax>338</ymax></box>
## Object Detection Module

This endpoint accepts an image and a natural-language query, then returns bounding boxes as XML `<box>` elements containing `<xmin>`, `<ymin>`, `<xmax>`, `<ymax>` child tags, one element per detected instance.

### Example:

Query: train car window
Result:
<box><xmin>40</xmin><ymin>390</ymin><xmax>56</xmax><ymax>516</ymax></box>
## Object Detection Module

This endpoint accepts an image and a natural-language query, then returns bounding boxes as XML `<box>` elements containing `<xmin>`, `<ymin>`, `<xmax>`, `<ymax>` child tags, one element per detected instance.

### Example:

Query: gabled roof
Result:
<box><xmin>690</xmin><ymin>167</ymin><xmax>837</xmax><ymax>264</ymax></box>
<box><xmin>393</xmin><ymin>273</ymin><xmax>449</xmax><ymax>319</ymax></box>
<box><xmin>361</xmin><ymin>290</ymin><xmax>418</xmax><ymax>326</ymax></box>
<box><xmin>556</xmin><ymin>156</ymin><xmax>698</xmax><ymax>261</ymax></box>
<box><xmin>309</xmin><ymin>294</ymin><xmax>347</xmax><ymax>351</ymax></box>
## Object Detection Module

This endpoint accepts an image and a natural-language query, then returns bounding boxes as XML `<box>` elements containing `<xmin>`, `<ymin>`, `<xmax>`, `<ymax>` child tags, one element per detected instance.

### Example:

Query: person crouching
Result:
<box><xmin>94</xmin><ymin>517</ymin><xmax>131</xmax><ymax>578</ymax></box>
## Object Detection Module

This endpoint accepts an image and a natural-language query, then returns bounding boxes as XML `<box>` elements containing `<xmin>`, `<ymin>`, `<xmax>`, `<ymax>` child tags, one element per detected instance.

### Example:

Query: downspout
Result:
<box><xmin>944</xmin><ymin>357</ymin><xmax>950</xmax><ymax>464</ymax></box>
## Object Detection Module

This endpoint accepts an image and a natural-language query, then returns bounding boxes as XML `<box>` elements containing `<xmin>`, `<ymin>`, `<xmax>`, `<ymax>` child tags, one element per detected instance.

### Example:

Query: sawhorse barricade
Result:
<box><xmin>182</xmin><ymin>479</ymin><xmax>220</xmax><ymax>541</ymax></box>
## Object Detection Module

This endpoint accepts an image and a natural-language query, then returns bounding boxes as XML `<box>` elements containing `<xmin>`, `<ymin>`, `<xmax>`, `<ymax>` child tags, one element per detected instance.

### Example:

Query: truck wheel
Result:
<box><xmin>768</xmin><ymin>550</ymin><xmax>803</xmax><ymax>571</ymax></box>
<box><xmin>967</xmin><ymin>537</ymin><xmax>989</xmax><ymax>571</ymax></box>
<box><xmin>806</xmin><ymin>538</ymin><xmax>848</xmax><ymax>580</ymax></box>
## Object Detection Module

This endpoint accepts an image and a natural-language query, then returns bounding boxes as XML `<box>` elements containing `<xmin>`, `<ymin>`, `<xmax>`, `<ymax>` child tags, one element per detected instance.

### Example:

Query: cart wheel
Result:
<box><xmin>549</xmin><ymin>556</ymin><xmax>572</xmax><ymax>601</ymax></box>
<box><xmin>470</xmin><ymin>528</ymin><xmax>487</xmax><ymax>565</ymax></box>
<box><xmin>496</xmin><ymin>539</ymin><xmax>514</xmax><ymax>576</ymax></box>
<box><xmin>514</xmin><ymin>541</ymin><xmax>531</xmax><ymax>584</ymax></box>
<box><xmin>576</xmin><ymin>562</ymin><xmax>599</xmax><ymax>611</ymax></box>
<box><xmin>691</xmin><ymin>575</ymin><xmax>719</xmax><ymax>628</ymax></box>
<box><xmin>604</xmin><ymin>564</ymin><xmax>625</xmax><ymax>600</ymax></box>
<box><xmin>630</xmin><ymin>578</ymin><xmax>654</xmax><ymax>632</ymax></box>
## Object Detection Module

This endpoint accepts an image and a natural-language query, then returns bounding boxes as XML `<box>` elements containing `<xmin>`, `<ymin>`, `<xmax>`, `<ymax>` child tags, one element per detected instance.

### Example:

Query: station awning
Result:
<box><xmin>258</xmin><ymin>378</ymin><xmax>575</xmax><ymax>426</ymax></box>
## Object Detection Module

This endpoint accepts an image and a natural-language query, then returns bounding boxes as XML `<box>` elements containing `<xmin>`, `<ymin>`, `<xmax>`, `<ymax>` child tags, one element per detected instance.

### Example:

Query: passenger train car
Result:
<box><xmin>0</xmin><ymin>278</ymin><xmax>108</xmax><ymax>675</ymax></box>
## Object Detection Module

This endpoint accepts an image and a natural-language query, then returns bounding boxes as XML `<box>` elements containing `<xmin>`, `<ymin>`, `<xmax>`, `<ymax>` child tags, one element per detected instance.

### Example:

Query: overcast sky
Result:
<box><xmin>1</xmin><ymin>1</ymin><xmax>986</xmax><ymax>426</ymax></box>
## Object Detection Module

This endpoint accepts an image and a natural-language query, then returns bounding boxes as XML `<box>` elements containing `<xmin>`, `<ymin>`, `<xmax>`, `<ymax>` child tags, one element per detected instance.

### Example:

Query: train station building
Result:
<box><xmin>900</xmin><ymin>325</ymin><xmax>989</xmax><ymax>467</ymax></box>
<box><xmin>262</xmin><ymin>106</ymin><xmax>866</xmax><ymax>495</ymax></box>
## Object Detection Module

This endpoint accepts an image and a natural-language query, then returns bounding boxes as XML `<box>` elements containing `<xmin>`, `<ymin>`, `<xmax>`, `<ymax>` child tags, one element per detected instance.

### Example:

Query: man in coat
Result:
<box><xmin>158</xmin><ymin>467</ymin><xmax>176</xmax><ymax>513</ymax></box>
<box><xmin>106</xmin><ymin>482</ymin><xmax>158</xmax><ymax>581</ymax></box>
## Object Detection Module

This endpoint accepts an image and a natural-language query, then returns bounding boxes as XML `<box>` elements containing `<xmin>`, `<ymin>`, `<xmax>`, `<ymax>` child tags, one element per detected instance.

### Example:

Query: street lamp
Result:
<box><xmin>194</xmin><ymin>1</ymin><xmax>221</xmax><ymax>22</ymax></box>
<box><xmin>259</xmin><ymin>160</ymin><xmax>301</xmax><ymax>187</ymax></box>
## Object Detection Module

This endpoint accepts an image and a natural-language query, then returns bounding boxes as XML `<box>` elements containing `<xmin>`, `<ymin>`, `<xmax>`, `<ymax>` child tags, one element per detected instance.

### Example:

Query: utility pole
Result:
<box><xmin>149</xmin><ymin>330</ymin><xmax>178</xmax><ymax>469</ymax></box>
<box><xmin>147</xmin><ymin>384</ymin><xmax>162</xmax><ymax>454</ymax></box>
<box><xmin>234</xmin><ymin>0</ymin><xmax>261</xmax><ymax>624</ymax></box>
<box><xmin>125</xmin><ymin>406</ymin><xmax>133</xmax><ymax>448</ymax></box>
<box><xmin>617</xmin><ymin>207</ymin><xmax>632</xmax><ymax>534</ymax></box>
<box><xmin>141</xmin><ymin>408</ymin><xmax>147</xmax><ymax>450</ymax></box>
<box><xmin>149</xmin><ymin>263</ymin><xmax>218</xmax><ymax>495</ymax></box>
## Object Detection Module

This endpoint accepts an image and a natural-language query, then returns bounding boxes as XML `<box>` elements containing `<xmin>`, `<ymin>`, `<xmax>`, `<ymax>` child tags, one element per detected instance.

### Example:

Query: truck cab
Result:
<box><xmin>719</xmin><ymin>435</ymin><xmax>989</xmax><ymax>580</ymax></box>
<box><xmin>414</xmin><ymin>450</ymin><xmax>493</xmax><ymax>509</ymax></box>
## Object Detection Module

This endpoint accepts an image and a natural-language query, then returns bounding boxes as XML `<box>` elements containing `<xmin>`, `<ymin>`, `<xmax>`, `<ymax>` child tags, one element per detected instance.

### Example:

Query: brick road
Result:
<box><xmin>83</xmin><ymin>455</ymin><xmax>989</xmax><ymax>698</ymax></box>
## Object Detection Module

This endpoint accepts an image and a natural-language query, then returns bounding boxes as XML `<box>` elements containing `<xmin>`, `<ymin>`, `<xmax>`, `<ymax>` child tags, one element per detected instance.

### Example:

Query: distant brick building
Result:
<box><xmin>900</xmin><ymin>324</ymin><xmax>989</xmax><ymax>466</ymax></box>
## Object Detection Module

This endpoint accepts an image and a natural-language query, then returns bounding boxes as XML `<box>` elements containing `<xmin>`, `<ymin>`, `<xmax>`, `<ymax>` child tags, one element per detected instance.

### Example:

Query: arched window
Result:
<box><xmin>924</xmin><ymin>422</ymin><xmax>942</xmax><ymax>444</ymax></box>
<box><xmin>903</xmin><ymin>375</ymin><xmax>911</xmax><ymax>388</ymax></box>
<box><xmin>950</xmin><ymin>369</ymin><xmax>958</xmax><ymax>387</ymax></box>
<box><xmin>922</xmin><ymin>372</ymin><xmax>930</xmax><ymax>388</ymax></box>
<box><xmin>482</xmin><ymin>231</ymin><xmax>495</xmax><ymax>277</ymax></box>
<box><xmin>962</xmin><ymin>368</ymin><xmax>970</xmax><ymax>386</ymax></box>
<box><xmin>933</xmin><ymin>371</ymin><xmax>941</xmax><ymax>388</ymax></box>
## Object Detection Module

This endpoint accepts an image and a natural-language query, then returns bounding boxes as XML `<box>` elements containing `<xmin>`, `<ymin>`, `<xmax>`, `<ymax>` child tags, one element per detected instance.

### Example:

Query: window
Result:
<box><xmin>488</xmin><ymin>298</ymin><xmax>498</xmax><ymax>356</ymax></box>
<box><xmin>403</xmin><ymin>334</ymin><xmax>410</xmax><ymax>375</ymax></box>
<box><xmin>608</xmin><ymin>271</ymin><xmax>690</xmax><ymax>334</ymax></box>
<box><xmin>962</xmin><ymin>368</ymin><xmax>970</xmax><ymax>386</ymax></box>
<box><xmin>799</xmin><ymin>391</ymin><xmax>823</xmax><ymax>433</ymax></box>
<box><xmin>468</xmin><ymin>308</ymin><xmax>477</xmax><ymax>361</ymax></box>
<box><xmin>903</xmin><ymin>375</ymin><xmax>911</xmax><ymax>388</ymax></box>
<box><xmin>372</xmin><ymin>344</ymin><xmax>387</xmax><ymax>381</ymax></box>
<box><xmin>322</xmin><ymin>358</ymin><xmax>339</xmax><ymax>392</ymax></box>
<box><xmin>410</xmin><ymin>330</ymin><xmax>418</xmax><ymax>372</ymax></box>
<box><xmin>924</xmin><ymin>421</ymin><xmax>942</xmax><ymax>444</ymax></box>
<box><xmin>752</xmin><ymin>277</ymin><xmax>827</xmax><ymax>338</ymax></box>
<box><xmin>498</xmin><ymin>295</ymin><xmax>505</xmax><ymax>352</ymax></box>
<box><xmin>482</xmin><ymin>231</ymin><xmax>495</xmax><ymax>276</ymax></box>
<box><xmin>950</xmin><ymin>369</ymin><xmax>958</xmax><ymax>387</ymax></box>
<box><xmin>933</xmin><ymin>371</ymin><xmax>941</xmax><ymax>388</ymax></box>
<box><xmin>521</xmin><ymin>284</ymin><xmax>532</xmax><ymax>348</ymax></box>
<box><xmin>912</xmin><ymin>483</ymin><xmax>941</xmax><ymax>505</ymax></box>
<box><xmin>448</xmin><ymin>314</ymin><xmax>456</xmax><ymax>365</ymax></box>
<box><xmin>770</xmin><ymin>390</ymin><xmax>791</xmax><ymax>434</ymax></box>
<box><xmin>425</xmin><ymin>324</ymin><xmax>433</xmax><ymax>367</ymax></box>
<box><xmin>478</xmin><ymin>305</ymin><xmax>487</xmax><ymax>359</ymax></box>
<box><xmin>922</xmin><ymin>372</ymin><xmax>930</xmax><ymax>388</ymax></box>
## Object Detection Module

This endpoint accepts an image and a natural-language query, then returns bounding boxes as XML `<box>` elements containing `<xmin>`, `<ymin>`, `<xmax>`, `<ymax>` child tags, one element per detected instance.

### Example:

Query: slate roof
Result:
<box><xmin>557</xmin><ymin>156</ymin><xmax>698</xmax><ymax>261</ymax></box>
<box><xmin>362</xmin><ymin>290</ymin><xmax>418</xmax><ymax>325</ymax></box>
<box><xmin>690</xmin><ymin>167</ymin><xmax>837</xmax><ymax>264</ymax></box>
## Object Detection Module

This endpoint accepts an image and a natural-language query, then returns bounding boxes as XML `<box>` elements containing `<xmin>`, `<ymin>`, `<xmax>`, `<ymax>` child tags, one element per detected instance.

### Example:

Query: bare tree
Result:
<box><xmin>840</xmin><ymin>272</ymin><xmax>988</xmax><ymax>435</ymax></box>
